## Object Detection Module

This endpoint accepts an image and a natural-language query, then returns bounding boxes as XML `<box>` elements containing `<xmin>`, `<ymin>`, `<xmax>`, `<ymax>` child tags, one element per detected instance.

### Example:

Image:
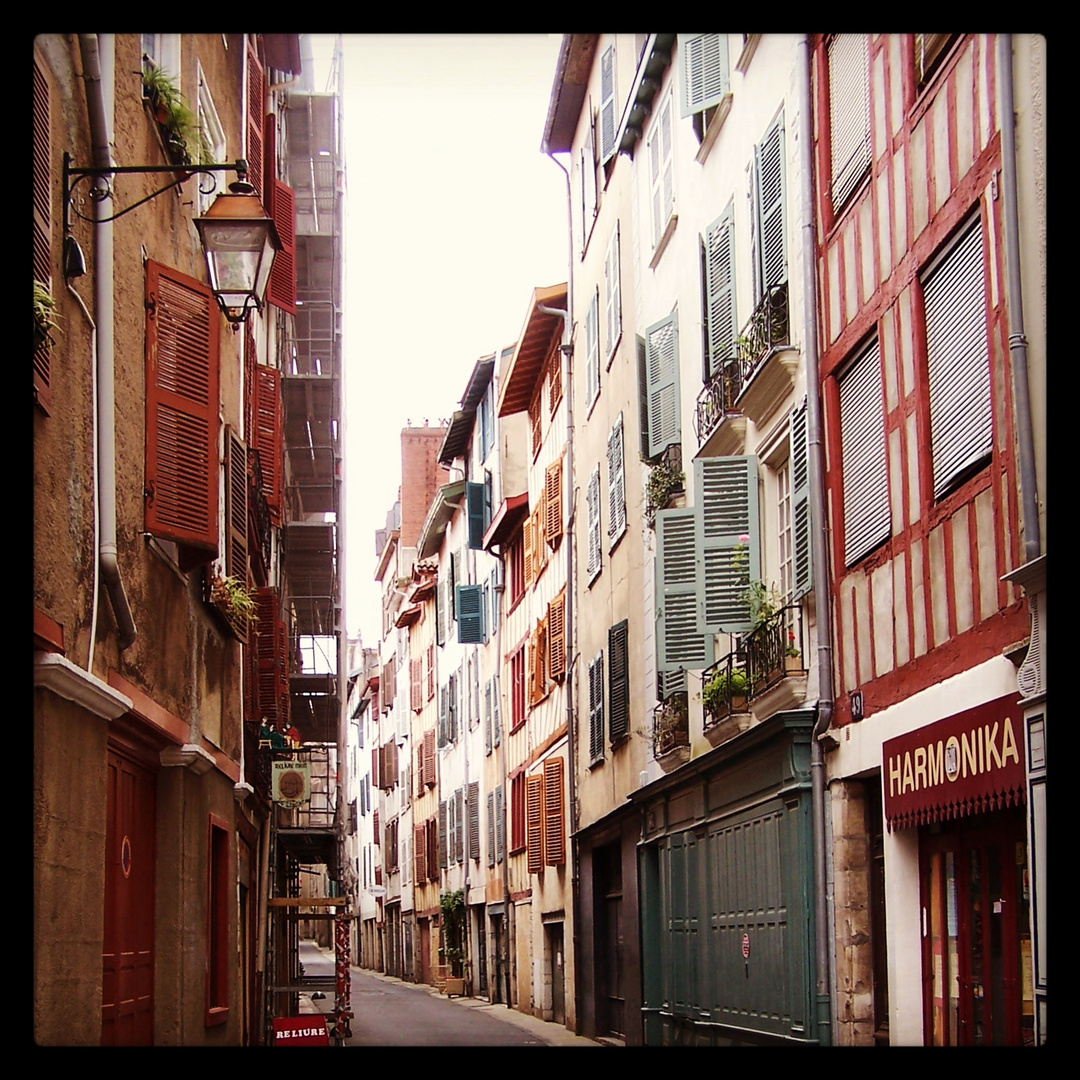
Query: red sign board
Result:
<box><xmin>882</xmin><ymin>693</ymin><xmax>1025</xmax><ymax>830</ymax></box>
<box><xmin>741</xmin><ymin>933</ymin><xmax>750</xmax><ymax>959</ymax></box>
<box><xmin>273</xmin><ymin>1015</ymin><xmax>330</xmax><ymax>1046</ymax></box>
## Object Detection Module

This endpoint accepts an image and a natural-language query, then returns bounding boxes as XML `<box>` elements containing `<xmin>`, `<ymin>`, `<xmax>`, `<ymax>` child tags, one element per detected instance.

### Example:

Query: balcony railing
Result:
<box><xmin>694</xmin><ymin>357</ymin><xmax>743</xmax><ymax>444</ymax></box>
<box><xmin>737</xmin><ymin>281</ymin><xmax>789</xmax><ymax>385</ymax></box>
<box><xmin>653</xmin><ymin>691</ymin><xmax>689</xmax><ymax>756</ymax></box>
<box><xmin>701</xmin><ymin>603</ymin><xmax>805</xmax><ymax>731</ymax></box>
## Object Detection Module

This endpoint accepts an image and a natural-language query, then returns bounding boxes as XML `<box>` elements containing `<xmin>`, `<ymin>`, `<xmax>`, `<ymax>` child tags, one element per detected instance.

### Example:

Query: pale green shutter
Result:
<box><xmin>456</xmin><ymin>583</ymin><xmax>484</xmax><ymax>644</ymax></box>
<box><xmin>790</xmin><ymin>398</ymin><xmax>812</xmax><ymax>597</ymax></box>
<box><xmin>679</xmin><ymin>33</ymin><xmax>730</xmax><ymax>117</ymax></box>
<box><xmin>466</xmin><ymin>481</ymin><xmax>486</xmax><ymax>548</ymax></box>
<box><xmin>703</xmin><ymin>205</ymin><xmax>736</xmax><ymax>380</ymax></box>
<box><xmin>656</xmin><ymin>507</ymin><xmax>713</xmax><ymax>671</ymax></box>
<box><xmin>755</xmin><ymin>114</ymin><xmax>786</xmax><ymax>296</ymax></box>
<box><xmin>588</xmin><ymin>652</ymin><xmax>604</xmax><ymax>762</ymax></box>
<box><xmin>695</xmin><ymin>455</ymin><xmax>760</xmax><ymax>634</ymax></box>
<box><xmin>645</xmin><ymin>311</ymin><xmax>681</xmax><ymax>459</ymax></box>
<box><xmin>600</xmin><ymin>44</ymin><xmax>617</xmax><ymax>164</ymax></box>
<box><xmin>607</xmin><ymin>412</ymin><xmax>626</xmax><ymax>545</ymax></box>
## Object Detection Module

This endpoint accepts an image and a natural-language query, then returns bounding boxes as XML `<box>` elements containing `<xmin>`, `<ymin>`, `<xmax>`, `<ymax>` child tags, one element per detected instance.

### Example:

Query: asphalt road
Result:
<box><xmin>295</xmin><ymin>939</ymin><xmax>603</xmax><ymax>1047</ymax></box>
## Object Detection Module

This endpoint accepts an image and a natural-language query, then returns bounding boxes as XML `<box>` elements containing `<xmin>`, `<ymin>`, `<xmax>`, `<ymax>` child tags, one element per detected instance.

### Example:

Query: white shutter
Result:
<box><xmin>924</xmin><ymin>218</ymin><xmax>992</xmax><ymax>497</ymax></box>
<box><xmin>645</xmin><ymin>312</ymin><xmax>681</xmax><ymax>458</ymax></box>
<box><xmin>679</xmin><ymin>33</ymin><xmax>729</xmax><ymax>117</ymax></box>
<box><xmin>754</xmin><ymin>114</ymin><xmax>786</xmax><ymax>295</ymax></box>
<box><xmin>656</xmin><ymin>507</ymin><xmax>713</xmax><ymax>671</ymax></box>
<box><xmin>607</xmin><ymin>413</ymin><xmax>626</xmax><ymax>546</ymax></box>
<box><xmin>587</xmin><ymin>467</ymin><xmax>602</xmax><ymax>580</ymax></box>
<box><xmin>840</xmin><ymin>341</ymin><xmax>890</xmax><ymax>565</ymax></box>
<box><xmin>604</xmin><ymin>224</ymin><xmax>622</xmax><ymax>364</ymax></box>
<box><xmin>829</xmin><ymin>34</ymin><xmax>871</xmax><ymax>210</ymax></box>
<box><xmin>600</xmin><ymin>45</ymin><xmax>617</xmax><ymax>163</ymax></box>
<box><xmin>585</xmin><ymin>290</ymin><xmax>600</xmax><ymax>413</ymax></box>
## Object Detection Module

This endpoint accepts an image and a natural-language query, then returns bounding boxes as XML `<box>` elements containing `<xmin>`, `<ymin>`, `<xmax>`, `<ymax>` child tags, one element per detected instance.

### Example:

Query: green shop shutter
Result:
<box><xmin>645</xmin><ymin>311</ymin><xmax>681</xmax><ymax>459</ymax></box>
<box><xmin>695</xmin><ymin>455</ymin><xmax>760</xmax><ymax>634</ymax></box>
<box><xmin>655</xmin><ymin>507</ymin><xmax>713</xmax><ymax>671</ymax></box>
<box><xmin>679</xmin><ymin>33</ymin><xmax>729</xmax><ymax>117</ymax></box>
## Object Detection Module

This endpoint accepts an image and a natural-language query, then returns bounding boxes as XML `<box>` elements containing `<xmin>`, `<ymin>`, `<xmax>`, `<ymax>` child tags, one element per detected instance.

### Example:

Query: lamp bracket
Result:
<box><xmin>63</xmin><ymin>152</ymin><xmax>251</xmax><ymax>228</ymax></box>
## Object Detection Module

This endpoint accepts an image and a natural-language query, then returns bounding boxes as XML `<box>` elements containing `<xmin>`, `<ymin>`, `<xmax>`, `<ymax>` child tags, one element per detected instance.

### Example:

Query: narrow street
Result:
<box><xmin>296</xmin><ymin>940</ymin><xmax>603</xmax><ymax>1047</ymax></box>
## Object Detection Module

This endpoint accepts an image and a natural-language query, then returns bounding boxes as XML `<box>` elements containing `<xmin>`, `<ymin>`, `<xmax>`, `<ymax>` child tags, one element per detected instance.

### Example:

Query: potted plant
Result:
<box><xmin>34</xmin><ymin>279</ymin><xmax>59</xmax><ymax>348</ymax></box>
<box><xmin>701</xmin><ymin>667</ymin><xmax>750</xmax><ymax>716</ymax></box>
<box><xmin>785</xmin><ymin>631</ymin><xmax>803</xmax><ymax>673</ymax></box>
<box><xmin>645</xmin><ymin>460</ymin><xmax>685</xmax><ymax>526</ymax></box>
<box><xmin>208</xmin><ymin>572</ymin><xmax>258</xmax><ymax>640</ymax></box>
<box><xmin>654</xmin><ymin>693</ymin><xmax>688</xmax><ymax>754</ymax></box>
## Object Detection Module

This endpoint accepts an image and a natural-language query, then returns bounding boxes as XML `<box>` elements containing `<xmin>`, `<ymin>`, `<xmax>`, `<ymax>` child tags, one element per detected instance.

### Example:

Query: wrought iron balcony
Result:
<box><xmin>701</xmin><ymin>603</ymin><xmax>805</xmax><ymax>731</ymax></box>
<box><xmin>737</xmin><ymin>281</ymin><xmax>789</xmax><ymax>384</ymax></box>
<box><xmin>694</xmin><ymin>357</ymin><xmax>743</xmax><ymax>444</ymax></box>
<box><xmin>653</xmin><ymin>691</ymin><xmax>689</xmax><ymax>756</ymax></box>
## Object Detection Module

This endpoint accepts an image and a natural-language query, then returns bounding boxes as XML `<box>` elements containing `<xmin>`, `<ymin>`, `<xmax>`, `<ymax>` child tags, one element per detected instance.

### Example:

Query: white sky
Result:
<box><xmin>305</xmin><ymin>35</ymin><xmax>569</xmax><ymax>647</ymax></box>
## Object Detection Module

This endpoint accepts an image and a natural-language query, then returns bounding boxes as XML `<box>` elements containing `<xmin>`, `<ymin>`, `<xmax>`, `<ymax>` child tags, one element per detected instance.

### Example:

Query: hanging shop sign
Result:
<box><xmin>882</xmin><ymin>693</ymin><xmax>1025</xmax><ymax>830</ymax></box>
<box><xmin>272</xmin><ymin>1015</ymin><xmax>329</xmax><ymax>1046</ymax></box>
<box><xmin>272</xmin><ymin>759</ymin><xmax>311</xmax><ymax>807</ymax></box>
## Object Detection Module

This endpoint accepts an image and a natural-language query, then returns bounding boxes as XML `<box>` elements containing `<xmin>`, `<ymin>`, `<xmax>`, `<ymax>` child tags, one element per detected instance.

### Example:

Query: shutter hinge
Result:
<box><xmin>145</xmin><ymin>291</ymin><xmax>157</xmax><ymax>318</ymax></box>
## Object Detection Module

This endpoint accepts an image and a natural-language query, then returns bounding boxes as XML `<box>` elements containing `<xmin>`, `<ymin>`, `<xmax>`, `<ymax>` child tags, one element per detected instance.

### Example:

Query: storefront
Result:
<box><xmin>883</xmin><ymin>694</ymin><xmax>1033</xmax><ymax>1046</ymax></box>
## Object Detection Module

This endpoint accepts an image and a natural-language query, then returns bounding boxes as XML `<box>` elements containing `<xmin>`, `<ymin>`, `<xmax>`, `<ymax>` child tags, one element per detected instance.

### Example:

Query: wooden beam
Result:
<box><xmin>267</xmin><ymin>896</ymin><xmax>345</xmax><ymax>908</ymax></box>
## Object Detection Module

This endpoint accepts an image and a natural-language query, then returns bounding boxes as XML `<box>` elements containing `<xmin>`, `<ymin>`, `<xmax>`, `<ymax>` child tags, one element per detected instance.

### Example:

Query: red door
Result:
<box><xmin>102</xmin><ymin>750</ymin><xmax>156</xmax><ymax>1045</ymax></box>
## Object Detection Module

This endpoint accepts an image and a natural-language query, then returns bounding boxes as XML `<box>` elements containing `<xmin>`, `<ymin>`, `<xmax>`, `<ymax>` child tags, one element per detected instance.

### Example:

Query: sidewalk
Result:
<box><xmin>299</xmin><ymin>939</ymin><xmax>604</xmax><ymax>1047</ymax></box>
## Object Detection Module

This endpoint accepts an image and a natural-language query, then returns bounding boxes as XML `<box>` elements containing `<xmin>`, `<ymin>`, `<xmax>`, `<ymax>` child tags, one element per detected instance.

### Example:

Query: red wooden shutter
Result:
<box><xmin>256</xmin><ymin>587</ymin><xmax>283</xmax><ymax>725</ymax></box>
<box><xmin>371</xmin><ymin>746</ymin><xmax>380</xmax><ymax>790</ymax></box>
<box><xmin>144</xmin><ymin>261</ymin><xmax>220</xmax><ymax>555</ymax></box>
<box><xmin>267</xmin><ymin>178</ymin><xmax>297</xmax><ymax>314</ymax></box>
<box><xmin>414</xmin><ymin>823</ymin><xmax>427</xmax><ymax>883</ymax></box>
<box><xmin>416</xmin><ymin>745</ymin><xmax>424</xmax><ymax>799</ymax></box>
<box><xmin>411</xmin><ymin>659</ymin><xmax>423</xmax><ymax>712</ymax></box>
<box><xmin>33</xmin><ymin>54</ymin><xmax>52</xmax><ymax>412</ymax></box>
<box><xmin>254</xmin><ymin>364</ymin><xmax>283</xmax><ymax>525</ymax></box>
<box><xmin>543</xmin><ymin>757</ymin><xmax>565</xmax><ymax>866</ymax></box>
<box><xmin>526</xmin><ymin>773</ymin><xmax>545</xmax><ymax>874</ymax></box>
<box><xmin>246</xmin><ymin>43</ymin><xmax>265</xmax><ymax>202</ymax></box>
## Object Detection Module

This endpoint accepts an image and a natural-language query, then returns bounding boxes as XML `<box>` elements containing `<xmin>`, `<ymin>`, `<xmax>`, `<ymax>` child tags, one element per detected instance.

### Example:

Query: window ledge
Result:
<box><xmin>735</xmin><ymin>35</ymin><xmax>761</xmax><ymax>74</ymax></box>
<box><xmin>649</xmin><ymin>213</ymin><xmax>678</xmax><ymax>270</ymax></box>
<box><xmin>606</xmin><ymin>329</ymin><xmax>622</xmax><ymax>371</ymax></box>
<box><xmin>694</xmin><ymin>93</ymin><xmax>733</xmax><ymax>165</ymax></box>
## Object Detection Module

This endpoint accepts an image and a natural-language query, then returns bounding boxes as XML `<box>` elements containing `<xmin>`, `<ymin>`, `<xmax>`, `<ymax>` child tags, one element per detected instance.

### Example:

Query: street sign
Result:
<box><xmin>273</xmin><ymin>1016</ymin><xmax>329</xmax><ymax>1046</ymax></box>
<box><xmin>741</xmin><ymin>933</ymin><xmax>750</xmax><ymax>959</ymax></box>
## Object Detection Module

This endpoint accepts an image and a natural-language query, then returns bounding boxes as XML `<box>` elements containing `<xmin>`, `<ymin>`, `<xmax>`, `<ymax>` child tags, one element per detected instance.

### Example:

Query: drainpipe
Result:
<box><xmin>78</xmin><ymin>34</ymin><xmax>136</xmax><ymax>651</ymax></box>
<box><xmin>540</xmin><ymin>145</ymin><xmax>577</xmax><ymax>1034</ymax></box>
<box><xmin>797</xmin><ymin>34</ymin><xmax>834</xmax><ymax>1047</ymax></box>
<box><xmin>997</xmin><ymin>35</ymin><xmax>1041</xmax><ymax>565</ymax></box>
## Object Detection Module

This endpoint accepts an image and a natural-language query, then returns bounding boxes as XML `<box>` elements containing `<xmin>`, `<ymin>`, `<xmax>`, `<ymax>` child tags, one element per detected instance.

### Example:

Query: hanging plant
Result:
<box><xmin>34</xmin><ymin>279</ymin><xmax>59</xmax><ymax>347</ymax></box>
<box><xmin>208</xmin><ymin>572</ymin><xmax>259</xmax><ymax>627</ymax></box>
<box><xmin>141</xmin><ymin>61</ymin><xmax>178</xmax><ymax>124</ymax></box>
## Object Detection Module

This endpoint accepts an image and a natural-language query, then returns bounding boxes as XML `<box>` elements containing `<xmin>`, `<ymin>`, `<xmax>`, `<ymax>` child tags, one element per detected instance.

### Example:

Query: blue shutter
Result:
<box><xmin>656</xmin><ymin>507</ymin><xmax>713</xmax><ymax>671</ymax></box>
<box><xmin>456</xmin><ymin>583</ymin><xmax>484</xmax><ymax>644</ymax></box>
<box><xmin>695</xmin><ymin>455</ymin><xmax>760</xmax><ymax>634</ymax></box>
<box><xmin>466</xmin><ymin>482</ymin><xmax>486</xmax><ymax>548</ymax></box>
<box><xmin>645</xmin><ymin>312</ymin><xmax>681</xmax><ymax>458</ymax></box>
<box><xmin>679</xmin><ymin>33</ymin><xmax>730</xmax><ymax>117</ymax></box>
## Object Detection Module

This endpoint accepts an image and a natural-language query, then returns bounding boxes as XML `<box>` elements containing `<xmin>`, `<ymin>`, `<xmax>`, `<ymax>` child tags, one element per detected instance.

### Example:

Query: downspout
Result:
<box><xmin>540</xmin><ymin>146</ymin><xmax>577</xmax><ymax>1034</ymax></box>
<box><xmin>78</xmin><ymin>34</ymin><xmax>136</xmax><ymax>650</ymax></box>
<box><xmin>997</xmin><ymin>35</ymin><xmax>1041</xmax><ymax>564</ymax></box>
<box><xmin>797</xmin><ymin>34</ymin><xmax>834</xmax><ymax>1047</ymax></box>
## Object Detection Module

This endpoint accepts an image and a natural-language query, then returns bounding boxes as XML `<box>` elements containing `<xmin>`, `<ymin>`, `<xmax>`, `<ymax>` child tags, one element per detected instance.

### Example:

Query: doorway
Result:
<box><xmin>101</xmin><ymin>749</ymin><xmax>156</xmax><ymax>1045</ymax></box>
<box><xmin>545</xmin><ymin>922</ymin><xmax>565</xmax><ymax>1025</ymax></box>
<box><xmin>920</xmin><ymin>807</ymin><xmax>1033</xmax><ymax>1045</ymax></box>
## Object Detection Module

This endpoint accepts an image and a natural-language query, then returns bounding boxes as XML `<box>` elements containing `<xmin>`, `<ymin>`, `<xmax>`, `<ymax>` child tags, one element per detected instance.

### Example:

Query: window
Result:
<box><xmin>427</xmin><ymin>643</ymin><xmax>435</xmax><ymax>701</ymax></box>
<box><xmin>506</xmin><ymin>534</ymin><xmax>524</xmax><ymax>610</ymax></box>
<box><xmin>205</xmin><ymin>816</ymin><xmax>229</xmax><ymax>1026</ymax></box>
<box><xmin>648</xmin><ymin>91</ymin><xmax>676</xmax><ymax>255</ymax></box>
<box><xmin>915</xmin><ymin>33</ymin><xmax>960</xmax><ymax>91</ymax></box>
<box><xmin>606</xmin><ymin>413</ymin><xmax>627</xmax><ymax>549</ymax></box>
<box><xmin>466</xmin><ymin>481</ymin><xmax>486</xmax><ymax>549</ymax></box>
<box><xmin>679</xmin><ymin>33</ymin><xmax>731</xmax><ymax>146</ymax></box>
<box><xmin>585</xmin><ymin>289</ymin><xmax>600</xmax><ymax>415</ymax></box>
<box><xmin>196</xmin><ymin>64</ymin><xmax>226</xmax><ymax>216</ymax></box>
<box><xmin>839</xmin><ymin>340</ymin><xmax>890</xmax><ymax>565</ymax></box>
<box><xmin>777</xmin><ymin>457</ymin><xmax>793</xmax><ymax>604</ymax></box>
<box><xmin>510</xmin><ymin>646</ymin><xmax>526</xmax><ymax>732</ymax></box>
<box><xmin>599</xmin><ymin>43</ymin><xmax>618</xmax><ymax>166</ymax></box>
<box><xmin>588</xmin><ymin>652</ymin><xmax>604</xmax><ymax>763</ymax></box>
<box><xmin>144</xmin><ymin>261</ymin><xmax>220</xmax><ymax>562</ymax></box>
<box><xmin>580</xmin><ymin>108</ymin><xmax>598</xmax><ymax>252</ymax></box>
<box><xmin>922</xmin><ymin>217</ymin><xmax>992</xmax><ymax>499</ymax></box>
<box><xmin>644</xmin><ymin>311</ymin><xmax>681</xmax><ymax>459</ymax></box>
<box><xmin>456</xmin><ymin>583</ymin><xmax>484</xmax><ymax>644</ymax></box>
<box><xmin>529</xmin><ymin>382</ymin><xmax>543</xmax><ymax>459</ymax></box>
<box><xmin>702</xmin><ymin>204</ymin><xmax>737</xmax><ymax>382</ymax></box>
<box><xmin>586</xmin><ymin>466</ymin><xmax>602</xmax><ymax>582</ymax></box>
<box><xmin>752</xmin><ymin>113</ymin><xmax>787</xmax><ymax>300</ymax></box>
<box><xmin>479</xmin><ymin>379</ymin><xmax>495</xmax><ymax>462</ymax></box>
<box><xmin>828</xmin><ymin>34</ymin><xmax>871</xmax><ymax>213</ymax></box>
<box><xmin>608</xmin><ymin>621</ymin><xmax>629</xmax><ymax>745</ymax></box>
<box><xmin>604</xmin><ymin>224</ymin><xmax>622</xmax><ymax>366</ymax></box>
<box><xmin>141</xmin><ymin>33</ymin><xmax>180</xmax><ymax>81</ymax></box>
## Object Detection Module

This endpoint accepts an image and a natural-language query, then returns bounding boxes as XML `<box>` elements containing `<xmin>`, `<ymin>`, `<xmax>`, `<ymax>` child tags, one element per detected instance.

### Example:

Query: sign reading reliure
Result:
<box><xmin>882</xmin><ymin>693</ymin><xmax>1025</xmax><ymax>830</ymax></box>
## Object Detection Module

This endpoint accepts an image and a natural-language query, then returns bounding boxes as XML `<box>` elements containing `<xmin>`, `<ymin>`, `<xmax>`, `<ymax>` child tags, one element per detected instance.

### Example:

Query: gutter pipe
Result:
<box><xmin>78</xmin><ymin>34</ymin><xmax>136</xmax><ymax>650</ymax></box>
<box><xmin>797</xmin><ymin>34</ymin><xmax>834</xmax><ymax>1046</ymax></box>
<box><xmin>540</xmin><ymin>146</ymin><xmax>577</xmax><ymax>1035</ymax></box>
<box><xmin>997</xmin><ymin>35</ymin><xmax>1041</xmax><ymax>564</ymax></box>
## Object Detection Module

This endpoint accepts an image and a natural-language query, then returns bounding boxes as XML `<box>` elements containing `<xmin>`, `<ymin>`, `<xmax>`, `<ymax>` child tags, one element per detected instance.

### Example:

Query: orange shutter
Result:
<box><xmin>526</xmin><ymin>773</ymin><xmax>545</xmax><ymax>874</ymax></box>
<box><xmin>543</xmin><ymin>757</ymin><xmax>565</xmax><ymax>866</ymax></box>
<box><xmin>548</xmin><ymin>592</ymin><xmax>566</xmax><ymax>682</ymax></box>
<box><xmin>548</xmin><ymin>349</ymin><xmax>562</xmax><ymax>414</ymax></box>
<box><xmin>144</xmin><ymin>261</ymin><xmax>220</xmax><ymax>555</ymax></box>
<box><xmin>254</xmin><ymin>365</ymin><xmax>283</xmax><ymax>525</ymax></box>
<box><xmin>33</xmin><ymin>54</ymin><xmax>51</xmax><ymax>412</ymax></box>
<box><xmin>246</xmin><ymin>43</ymin><xmax>265</xmax><ymax>202</ymax></box>
<box><xmin>545</xmin><ymin>458</ymin><xmax>563</xmax><ymax>547</ymax></box>
<box><xmin>256</xmin><ymin>588</ymin><xmax>285</xmax><ymax>726</ymax></box>
<box><xmin>523</xmin><ymin>512</ymin><xmax>535</xmax><ymax>587</ymax></box>
<box><xmin>414</xmin><ymin>823</ymin><xmax>427</xmax><ymax>883</ymax></box>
